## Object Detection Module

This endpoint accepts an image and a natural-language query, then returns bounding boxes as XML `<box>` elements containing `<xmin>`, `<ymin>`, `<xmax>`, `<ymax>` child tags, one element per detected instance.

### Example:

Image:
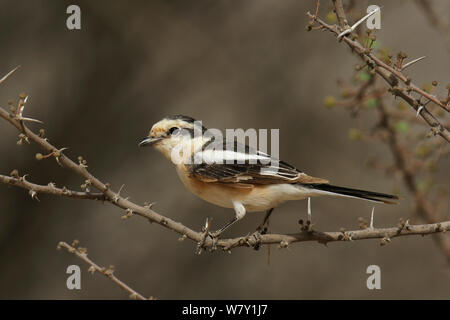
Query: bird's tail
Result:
<box><xmin>303</xmin><ymin>183</ymin><xmax>399</xmax><ymax>204</ymax></box>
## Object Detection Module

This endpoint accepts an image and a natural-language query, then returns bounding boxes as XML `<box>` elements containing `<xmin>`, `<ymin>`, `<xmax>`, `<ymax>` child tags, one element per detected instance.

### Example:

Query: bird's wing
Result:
<box><xmin>187</xmin><ymin>140</ymin><xmax>328</xmax><ymax>187</ymax></box>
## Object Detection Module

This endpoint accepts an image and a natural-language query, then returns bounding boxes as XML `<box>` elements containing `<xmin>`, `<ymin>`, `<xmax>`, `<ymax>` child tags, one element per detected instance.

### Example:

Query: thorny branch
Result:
<box><xmin>315</xmin><ymin>1</ymin><xmax>449</xmax><ymax>260</ymax></box>
<box><xmin>0</xmin><ymin>173</ymin><xmax>107</xmax><ymax>201</ymax></box>
<box><xmin>57</xmin><ymin>241</ymin><xmax>152</xmax><ymax>300</ymax></box>
<box><xmin>0</xmin><ymin>67</ymin><xmax>448</xmax><ymax>257</ymax></box>
<box><xmin>376</xmin><ymin>101</ymin><xmax>450</xmax><ymax>258</ymax></box>
<box><xmin>306</xmin><ymin>1</ymin><xmax>450</xmax><ymax>142</ymax></box>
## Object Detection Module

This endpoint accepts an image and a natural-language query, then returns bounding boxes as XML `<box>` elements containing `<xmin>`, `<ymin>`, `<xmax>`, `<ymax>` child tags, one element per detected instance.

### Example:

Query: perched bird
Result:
<box><xmin>139</xmin><ymin>115</ymin><xmax>398</xmax><ymax>237</ymax></box>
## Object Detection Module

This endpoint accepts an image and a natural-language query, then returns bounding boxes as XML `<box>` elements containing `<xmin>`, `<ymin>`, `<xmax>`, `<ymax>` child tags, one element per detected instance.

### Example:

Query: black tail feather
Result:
<box><xmin>306</xmin><ymin>184</ymin><xmax>399</xmax><ymax>204</ymax></box>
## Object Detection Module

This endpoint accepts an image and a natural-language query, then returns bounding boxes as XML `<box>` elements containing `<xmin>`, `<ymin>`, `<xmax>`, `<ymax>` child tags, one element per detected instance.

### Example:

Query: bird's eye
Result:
<box><xmin>168</xmin><ymin>127</ymin><xmax>180</xmax><ymax>135</ymax></box>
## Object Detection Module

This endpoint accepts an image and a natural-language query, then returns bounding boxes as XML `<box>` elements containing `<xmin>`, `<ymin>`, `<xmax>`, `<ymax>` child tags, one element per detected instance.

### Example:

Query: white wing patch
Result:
<box><xmin>198</xmin><ymin>149</ymin><xmax>271</xmax><ymax>164</ymax></box>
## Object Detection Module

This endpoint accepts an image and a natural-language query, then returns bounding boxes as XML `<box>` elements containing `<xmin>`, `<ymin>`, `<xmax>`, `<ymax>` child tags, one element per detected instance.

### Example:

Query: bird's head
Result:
<box><xmin>139</xmin><ymin>115</ymin><xmax>207</xmax><ymax>163</ymax></box>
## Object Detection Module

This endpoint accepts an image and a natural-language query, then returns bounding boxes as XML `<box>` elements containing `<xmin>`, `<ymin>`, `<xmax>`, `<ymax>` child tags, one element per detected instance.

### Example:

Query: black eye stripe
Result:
<box><xmin>168</xmin><ymin>127</ymin><xmax>180</xmax><ymax>135</ymax></box>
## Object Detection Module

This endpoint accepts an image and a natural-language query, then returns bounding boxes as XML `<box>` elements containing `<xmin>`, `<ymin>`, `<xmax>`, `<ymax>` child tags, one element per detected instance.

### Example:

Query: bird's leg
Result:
<box><xmin>209</xmin><ymin>201</ymin><xmax>246</xmax><ymax>238</ymax></box>
<box><xmin>299</xmin><ymin>197</ymin><xmax>313</xmax><ymax>232</ymax></box>
<box><xmin>307</xmin><ymin>197</ymin><xmax>312</xmax><ymax>223</ymax></box>
<box><xmin>253</xmin><ymin>208</ymin><xmax>274</xmax><ymax>251</ymax></box>
<box><xmin>256</xmin><ymin>208</ymin><xmax>274</xmax><ymax>234</ymax></box>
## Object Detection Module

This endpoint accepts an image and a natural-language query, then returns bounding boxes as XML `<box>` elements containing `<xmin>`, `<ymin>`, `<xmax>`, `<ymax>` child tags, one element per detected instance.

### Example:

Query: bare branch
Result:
<box><xmin>376</xmin><ymin>100</ymin><xmax>450</xmax><ymax>259</ymax></box>
<box><xmin>0</xmin><ymin>174</ymin><xmax>107</xmax><ymax>201</ymax></box>
<box><xmin>217</xmin><ymin>221</ymin><xmax>450</xmax><ymax>251</ymax></box>
<box><xmin>332</xmin><ymin>0</ymin><xmax>349</xmax><ymax>29</ymax></box>
<box><xmin>57</xmin><ymin>241</ymin><xmax>151</xmax><ymax>300</ymax></box>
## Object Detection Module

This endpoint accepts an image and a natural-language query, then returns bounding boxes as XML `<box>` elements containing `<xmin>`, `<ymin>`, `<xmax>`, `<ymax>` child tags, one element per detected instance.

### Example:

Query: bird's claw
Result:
<box><xmin>299</xmin><ymin>219</ymin><xmax>314</xmax><ymax>232</ymax></box>
<box><xmin>251</xmin><ymin>230</ymin><xmax>263</xmax><ymax>251</ymax></box>
<box><xmin>207</xmin><ymin>230</ymin><xmax>221</xmax><ymax>240</ymax></box>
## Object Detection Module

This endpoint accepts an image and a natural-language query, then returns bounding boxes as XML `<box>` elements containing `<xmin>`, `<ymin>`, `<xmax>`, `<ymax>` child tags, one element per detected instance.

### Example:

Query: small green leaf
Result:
<box><xmin>326</xmin><ymin>12</ymin><xmax>337</xmax><ymax>24</ymax></box>
<box><xmin>324</xmin><ymin>96</ymin><xmax>336</xmax><ymax>109</ymax></box>
<box><xmin>358</xmin><ymin>71</ymin><xmax>371</xmax><ymax>82</ymax></box>
<box><xmin>365</xmin><ymin>98</ymin><xmax>379</xmax><ymax>108</ymax></box>
<box><xmin>394</xmin><ymin>121</ymin><xmax>410</xmax><ymax>133</ymax></box>
<box><xmin>422</xmin><ymin>83</ymin><xmax>432</xmax><ymax>93</ymax></box>
<box><xmin>348</xmin><ymin>128</ymin><xmax>363</xmax><ymax>141</ymax></box>
<box><xmin>371</xmin><ymin>40</ymin><xmax>379</xmax><ymax>49</ymax></box>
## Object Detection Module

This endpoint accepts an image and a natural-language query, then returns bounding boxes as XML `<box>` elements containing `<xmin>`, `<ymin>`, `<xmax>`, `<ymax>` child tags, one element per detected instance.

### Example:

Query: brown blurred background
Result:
<box><xmin>0</xmin><ymin>0</ymin><xmax>448</xmax><ymax>299</ymax></box>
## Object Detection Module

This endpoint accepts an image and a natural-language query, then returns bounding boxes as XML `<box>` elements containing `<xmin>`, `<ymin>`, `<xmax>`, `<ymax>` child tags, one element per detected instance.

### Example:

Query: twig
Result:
<box><xmin>0</xmin><ymin>174</ymin><xmax>107</xmax><ymax>201</ymax></box>
<box><xmin>57</xmin><ymin>241</ymin><xmax>150</xmax><ymax>300</ymax></box>
<box><xmin>332</xmin><ymin>0</ymin><xmax>349</xmax><ymax>29</ymax></box>
<box><xmin>306</xmin><ymin>9</ymin><xmax>450</xmax><ymax>142</ymax></box>
<box><xmin>376</xmin><ymin>100</ymin><xmax>450</xmax><ymax>260</ymax></box>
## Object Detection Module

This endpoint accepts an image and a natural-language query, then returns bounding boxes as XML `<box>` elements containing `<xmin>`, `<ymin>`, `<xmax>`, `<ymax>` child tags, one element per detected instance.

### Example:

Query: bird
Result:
<box><xmin>139</xmin><ymin>115</ymin><xmax>398</xmax><ymax>237</ymax></box>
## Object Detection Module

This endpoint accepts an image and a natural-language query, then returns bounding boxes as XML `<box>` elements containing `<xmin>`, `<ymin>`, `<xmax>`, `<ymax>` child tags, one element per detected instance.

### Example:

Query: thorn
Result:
<box><xmin>14</xmin><ymin>116</ymin><xmax>44</xmax><ymax>124</ymax></box>
<box><xmin>29</xmin><ymin>190</ymin><xmax>40</xmax><ymax>201</ymax></box>
<box><xmin>202</xmin><ymin>217</ymin><xmax>210</xmax><ymax>233</ymax></box>
<box><xmin>405</xmin><ymin>219</ymin><xmax>411</xmax><ymax>230</ymax></box>
<box><xmin>0</xmin><ymin>66</ymin><xmax>20</xmax><ymax>85</ymax></box>
<box><xmin>196</xmin><ymin>218</ymin><xmax>211</xmax><ymax>255</ymax></box>
<box><xmin>337</xmin><ymin>7</ymin><xmax>380</xmax><ymax>40</ymax></box>
<box><xmin>144</xmin><ymin>201</ymin><xmax>156</xmax><ymax>209</ymax></box>
<box><xmin>416</xmin><ymin>105</ymin><xmax>424</xmax><ymax>117</ymax></box>
<box><xmin>370</xmin><ymin>206</ymin><xmax>375</xmax><ymax>229</ymax></box>
<box><xmin>307</xmin><ymin>197</ymin><xmax>312</xmax><ymax>222</ymax></box>
<box><xmin>112</xmin><ymin>184</ymin><xmax>125</xmax><ymax>203</ymax></box>
<box><xmin>36</xmin><ymin>148</ymin><xmax>68</xmax><ymax>166</ymax></box>
<box><xmin>401</xmin><ymin>56</ymin><xmax>426</xmax><ymax>70</ymax></box>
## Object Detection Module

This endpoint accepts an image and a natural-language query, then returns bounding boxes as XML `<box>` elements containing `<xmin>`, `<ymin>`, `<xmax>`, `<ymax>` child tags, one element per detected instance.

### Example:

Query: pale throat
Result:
<box><xmin>158</xmin><ymin>135</ymin><xmax>210</xmax><ymax>165</ymax></box>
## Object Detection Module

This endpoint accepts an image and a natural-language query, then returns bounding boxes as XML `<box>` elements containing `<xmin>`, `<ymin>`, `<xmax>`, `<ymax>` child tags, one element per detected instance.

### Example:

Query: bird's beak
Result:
<box><xmin>139</xmin><ymin>137</ymin><xmax>162</xmax><ymax>147</ymax></box>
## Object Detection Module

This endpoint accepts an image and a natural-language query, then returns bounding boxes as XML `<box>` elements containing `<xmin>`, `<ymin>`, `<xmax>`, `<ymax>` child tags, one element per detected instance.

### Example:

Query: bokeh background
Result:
<box><xmin>0</xmin><ymin>0</ymin><xmax>448</xmax><ymax>299</ymax></box>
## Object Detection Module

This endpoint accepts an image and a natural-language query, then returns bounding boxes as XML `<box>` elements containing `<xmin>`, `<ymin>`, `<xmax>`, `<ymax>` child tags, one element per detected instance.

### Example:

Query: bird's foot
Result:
<box><xmin>251</xmin><ymin>230</ymin><xmax>264</xmax><ymax>251</ymax></box>
<box><xmin>196</xmin><ymin>218</ymin><xmax>220</xmax><ymax>254</ymax></box>
<box><xmin>299</xmin><ymin>219</ymin><xmax>314</xmax><ymax>232</ymax></box>
<box><xmin>256</xmin><ymin>223</ymin><xmax>269</xmax><ymax>235</ymax></box>
<box><xmin>207</xmin><ymin>229</ymin><xmax>222</xmax><ymax>240</ymax></box>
